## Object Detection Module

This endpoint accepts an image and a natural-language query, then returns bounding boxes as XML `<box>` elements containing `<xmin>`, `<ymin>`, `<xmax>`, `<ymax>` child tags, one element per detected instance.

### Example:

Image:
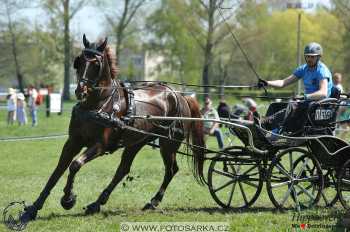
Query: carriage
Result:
<box><xmin>202</xmin><ymin>97</ymin><xmax>350</xmax><ymax>211</ymax></box>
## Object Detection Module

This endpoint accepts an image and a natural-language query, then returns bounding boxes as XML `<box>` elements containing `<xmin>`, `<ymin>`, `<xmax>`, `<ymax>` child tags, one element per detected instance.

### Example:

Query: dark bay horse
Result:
<box><xmin>20</xmin><ymin>35</ymin><xmax>205</xmax><ymax>223</ymax></box>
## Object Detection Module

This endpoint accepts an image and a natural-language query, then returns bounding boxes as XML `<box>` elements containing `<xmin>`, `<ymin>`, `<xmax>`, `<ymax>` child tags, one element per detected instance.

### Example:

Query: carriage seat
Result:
<box><xmin>263</xmin><ymin>98</ymin><xmax>339</xmax><ymax>136</ymax></box>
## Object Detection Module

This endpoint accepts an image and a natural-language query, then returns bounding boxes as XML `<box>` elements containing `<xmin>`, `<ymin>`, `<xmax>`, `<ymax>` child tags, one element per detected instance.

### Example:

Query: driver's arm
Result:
<box><xmin>266</xmin><ymin>75</ymin><xmax>298</xmax><ymax>88</ymax></box>
<box><xmin>305</xmin><ymin>79</ymin><xmax>328</xmax><ymax>100</ymax></box>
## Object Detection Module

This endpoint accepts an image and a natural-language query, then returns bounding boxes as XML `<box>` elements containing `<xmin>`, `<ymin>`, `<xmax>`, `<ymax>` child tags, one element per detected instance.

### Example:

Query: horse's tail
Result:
<box><xmin>184</xmin><ymin>96</ymin><xmax>206</xmax><ymax>184</ymax></box>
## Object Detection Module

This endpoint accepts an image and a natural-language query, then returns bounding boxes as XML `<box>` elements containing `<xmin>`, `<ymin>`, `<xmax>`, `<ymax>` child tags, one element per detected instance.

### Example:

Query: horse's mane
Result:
<box><xmin>105</xmin><ymin>46</ymin><xmax>118</xmax><ymax>79</ymax></box>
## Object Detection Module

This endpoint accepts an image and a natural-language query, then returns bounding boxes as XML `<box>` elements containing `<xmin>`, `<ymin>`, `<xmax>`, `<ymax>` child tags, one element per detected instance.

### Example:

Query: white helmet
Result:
<box><xmin>243</xmin><ymin>98</ymin><xmax>257</xmax><ymax>109</ymax></box>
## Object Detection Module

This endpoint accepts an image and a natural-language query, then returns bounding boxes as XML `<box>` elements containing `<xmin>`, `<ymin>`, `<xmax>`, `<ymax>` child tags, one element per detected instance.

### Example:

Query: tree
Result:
<box><xmin>147</xmin><ymin>0</ymin><xmax>236</xmax><ymax>98</ymax></box>
<box><xmin>217</xmin><ymin>1</ymin><xmax>345</xmax><ymax>91</ymax></box>
<box><xmin>146</xmin><ymin>0</ymin><xmax>202</xmax><ymax>85</ymax></box>
<box><xmin>103</xmin><ymin>0</ymin><xmax>146</xmax><ymax>62</ymax></box>
<box><xmin>189</xmin><ymin>0</ymin><xmax>236</xmax><ymax>98</ymax></box>
<box><xmin>0</xmin><ymin>0</ymin><xmax>31</xmax><ymax>92</ymax></box>
<box><xmin>42</xmin><ymin>0</ymin><xmax>86</xmax><ymax>100</ymax></box>
<box><xmin>331</xmin><ymin>0</ymin><xmax>350</xmax><ymax>87</ymax></box>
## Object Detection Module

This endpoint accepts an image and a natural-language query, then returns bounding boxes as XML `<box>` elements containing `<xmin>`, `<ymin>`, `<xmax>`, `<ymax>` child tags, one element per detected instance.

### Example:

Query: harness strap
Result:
<box><xmin>121</xmin><ymin>81</ymin><xmax>136</xmax><ymax>126</ymax></box>
<box><xmin>83</xmin><ymin>48</ymin><xmax>103</xmax><ymax>57</ymax></box>
<box><xmin>97</xmin><ymin>79</ymin><xmax>117</xmax><ymax>114</ymax></box>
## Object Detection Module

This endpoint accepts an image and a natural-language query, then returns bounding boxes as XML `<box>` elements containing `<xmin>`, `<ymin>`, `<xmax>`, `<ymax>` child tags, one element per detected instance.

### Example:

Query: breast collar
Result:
<box><xmin>96</xmin><ymin>80</ymin><xmax>135</xmax><ymax>127</ymax></box>
<box><xmin>74</xmin><ymin>80</ymin><xmax>135</xmax><ymax>129</ymax></box>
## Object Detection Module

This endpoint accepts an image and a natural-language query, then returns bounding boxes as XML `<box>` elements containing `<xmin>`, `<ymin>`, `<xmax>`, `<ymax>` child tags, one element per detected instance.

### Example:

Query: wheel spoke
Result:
<box><xmin>271</xmin><ymin>180</ymin><xmax>292</xmax><ymax>188</ymax></box>
<box><xmin>292</xmin><ymin>184</ymin><xmax>300</xmax><ymax>211</ymax></box>
<box><xmin>296</xmin><ymin>184</ymin><xmax>312</xmax><ymax>196</ymax></box>
<box><xmin>212</xmin><ymin>168</ymin><xmax>235</xmax><ymax>179</ymax></box>
<box><xmin>296</xmin><ymin>175</ymin><xmax>319</xmax><ymax>182</ymax></box>
<box><xmin>296</xmin><ymin>157</ymin><xmax>310</xmax><ymax>179</ymax></box>
<box><xmin>280</xmin><ymin>184</ymin><xmax>294</xmax><ymax>207</ymax></box>
<box><xmin>227</xmin><ymin>182</ymin><xmax>236</xmax><ymax>207</ymax></box>
<box><xmin>321</xmin><ymin>191</ymin><xmax>330</xmax><ymax>205</ymax></box>
<box><xmin>229</xmin><ymin>164</ymin><xmax>240</xmax><ymax>175</ymax></box>
<box><xmin>242</xmin><ymin>164</ymin><xmax>258</xmax><ymax>176</ymax></box>
<box><xmin>242</xmin><ymin>180</ymin><xmax>259</xmax><ymax>188</ymax></box>
<box><xmin>295</xmin><ymin>184</ymin><xmax>316</xmax><ymax>202</ymax></box>
<box><xmin>289</xmin><ymin>151</ymin><xmax>293</xmax><ymax>173</ymax></box>
<box><xmin>238</xmin><ymin>181</ymin><xmax>248</xmax><ymax>205</ymax></box>
<box><xmin>214</xmin><ymin>179</ymin><xmax>236</xmax><ymax>193</ymax></box>
<box><xmin>275</xmin><ymin>163</ymin><xmax>293</xmax><ymax>179</ymax></box>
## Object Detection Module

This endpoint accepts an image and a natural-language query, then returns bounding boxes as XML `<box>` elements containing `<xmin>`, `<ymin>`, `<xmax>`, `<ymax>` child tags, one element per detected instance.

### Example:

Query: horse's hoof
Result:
<box><xmin>142</xmin><ymin>203</ymin><xmax>156</xmax><ymax>211</ymax></box>
<box><xmin>20</xmin><ymin>205</ymin><xmax>37</xmax><ymax>223</ymax></box>
<box><xmin>84</xmin><ymin>202</ymin><xmax>100</xmax><ymax>215</ymax></box>
<box><xmin>60</xmin><ymin>194</ymin><xmax>77</xmax><ymax>210</ymax></box>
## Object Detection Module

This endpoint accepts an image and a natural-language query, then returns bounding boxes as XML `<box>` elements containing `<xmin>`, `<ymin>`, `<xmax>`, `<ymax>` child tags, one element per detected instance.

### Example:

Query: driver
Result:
<box><xmin>257</xmin><ymin>42</ymin><xmax>334</xmax><ymax>135</ymax></box>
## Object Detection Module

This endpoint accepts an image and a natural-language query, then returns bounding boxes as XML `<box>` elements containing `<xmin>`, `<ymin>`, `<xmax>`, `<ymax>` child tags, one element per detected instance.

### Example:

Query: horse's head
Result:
<box><xmin>73</xmin><ymin>34</ymin><xmax>111</xmax><ymax>103</ymax></box>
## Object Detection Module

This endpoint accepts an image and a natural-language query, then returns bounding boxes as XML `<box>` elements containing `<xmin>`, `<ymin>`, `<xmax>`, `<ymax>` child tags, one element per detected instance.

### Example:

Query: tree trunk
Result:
<box><xmin>63</xmin><ymin>0</ymin><xmax>71</xmax><ymax>100</ymax></box>
<box><xmin>201</xmin><ymin>0</ymin><xmax>215</xmax><ymax>100</ymax></box>
<box><xmin>6</xmin><ymin>2</ymin><xmax>24</xmax><ymax>92</ymax></box>
<box><xmin>115</xmin><ymin>32</ymin><xmax>123</xmax><ymax>65</ymax></box>
<box><xmin>115</xmin><ymin>0</ymin><xmax>129</xmax><ymax>64</ymax></box>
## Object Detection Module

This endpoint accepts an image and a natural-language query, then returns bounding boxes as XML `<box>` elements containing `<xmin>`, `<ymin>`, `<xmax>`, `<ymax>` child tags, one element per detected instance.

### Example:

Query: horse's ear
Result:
<box><xmin>97</xmin><ymin>37</ymin><xmax>108</xmax><ymax>52</ymax></box>
<box><xmin>83</xmin><ymin>34</ymin><xmax>90</xmax><ymax>48</ymax></box>
<box><xmin>73</xmin><ymin>56</ymin><xmax>79</xmax><ymax>69</ymax></box>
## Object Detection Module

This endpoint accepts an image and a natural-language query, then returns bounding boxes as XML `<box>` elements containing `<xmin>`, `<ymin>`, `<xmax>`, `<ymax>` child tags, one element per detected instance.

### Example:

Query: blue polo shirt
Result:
<box><xmin>293</xmin><ymin>61</ymin><xmax>333</xmax><ymax>97</ymax></box>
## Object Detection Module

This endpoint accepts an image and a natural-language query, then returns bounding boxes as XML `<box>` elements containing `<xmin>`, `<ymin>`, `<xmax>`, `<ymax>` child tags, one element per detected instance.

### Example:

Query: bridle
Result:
<box><xmin>79</xmin><ymin>48</ymin><xmax>104</xmax><ymax>90</ymax></box>
<box><xmin>77</xmin><ymin>47</ymin><xmax>122</xmax><ymax>114</ymax></box>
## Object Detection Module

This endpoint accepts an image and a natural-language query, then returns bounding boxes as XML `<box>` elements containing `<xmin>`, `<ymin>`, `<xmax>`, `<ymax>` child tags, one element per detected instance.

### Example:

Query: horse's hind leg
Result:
<box><xmin>20</xmin><ymin>138</ymin><xmax>83</xmax><ymax>223</ymax></box>
<box><xmin>143</xmin><ymin>139</ymin><xmax>180</xmax><ymax>210</ymax></box>
<box><xmin>60</xmin><ymin>143</ymin><xmax>104</xmax><ymax>210</ymax></box>
<box><xmin>84</xmin><ymin>143</ymin><xmax>144</xmax><ymax>215</ymax></box>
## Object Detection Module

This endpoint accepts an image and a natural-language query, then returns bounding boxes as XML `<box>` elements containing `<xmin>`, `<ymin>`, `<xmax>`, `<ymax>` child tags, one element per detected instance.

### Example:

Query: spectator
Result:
<box><xmin>217</xmin><ymin>97</ymin><xmax>230</xmax><ymax>119</ymax></box>
<box><xmin>230</xmin><ymin>98</ymin><xmax>258</xmax><ymax>121</ymax></box>
<box><xmin>28</xmin><ymin>85</ymin><xmax>38</xmax><ymax>126</ymax></box>
<box><xmin>201</xmin><ymin>97</ymin><xmax>224</xmax><ymax>150</ymax></box>
<box><xmin>333</xmin><ymin>73</ymin><xmax>344</xmax><ymax>93</ymax></box>
<box><xmin>242</xmin><ymin>98</ymin><xmax>258</xmax><ymax>121</ymax></box>
<box><xmin>6</xmin><ymin>88</ymin><xmax>16</xmax><ymax>125</ymax></box>
<box><xmin>333</xmin><ymin>73</ymin><xmax>349</xmax><ymax>139</ymax></box>
<box><xmin>16</xmin><ymin>93</ymin><xmax>27</xmax><ymax>126</ymax></box>
<box><xmin>230</xmin><ymin>104</ymin><xmax>248</xmax><ymax>120</ymax></box>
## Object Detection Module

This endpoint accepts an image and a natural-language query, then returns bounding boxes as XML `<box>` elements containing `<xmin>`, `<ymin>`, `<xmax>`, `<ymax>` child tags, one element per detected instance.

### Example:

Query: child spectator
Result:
<box><xmin>16</xmin><ymin>93</ymin><xmax>27</xmax><ymax>125</ymax></box>
<box><xmin>6</xmin><ymin>88</ymin><xmax>16</xmax><ymax>125</ymax></box>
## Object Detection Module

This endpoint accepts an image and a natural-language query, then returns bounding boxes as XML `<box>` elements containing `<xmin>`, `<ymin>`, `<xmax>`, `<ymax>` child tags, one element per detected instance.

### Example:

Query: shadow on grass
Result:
<box><xmin>166</xmin><ymin>206</ymin><xmax>282</xmax><ymax>214</ymax></box>
<box><xmin>23</xmin><ymin>206</ymin><xmax>285</xmax><ymax>222</ymax></box>
<box><xmin>0</xmin><ymin>205</ymin><xmax>298</xmax><ymax>226</ymax></box>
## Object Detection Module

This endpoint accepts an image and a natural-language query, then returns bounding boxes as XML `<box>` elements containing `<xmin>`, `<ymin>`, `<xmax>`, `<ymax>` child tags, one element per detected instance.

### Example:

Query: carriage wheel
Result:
<box><xmin>319</xmin><ymin>169</ymin><xmax>338</xmax><ymax>207</ymax></box>
<box><xmin>207</xmin><ymin>155</ymin><xmax>263</xmax><ymax>209</ymax></box>
<box><xmin>337</xmin><ymin>159</ymin><xmax>350</xmax><ymax>209</ymax></box>
<box><xmin>293</xmin><ymin>156</ymin><xmax>338</xmax><ymax>207</ymax></box>
<box><xmin>266</xmin><ymin>148</ymin><xmax>323</xmax><ymax>211</ymax></box>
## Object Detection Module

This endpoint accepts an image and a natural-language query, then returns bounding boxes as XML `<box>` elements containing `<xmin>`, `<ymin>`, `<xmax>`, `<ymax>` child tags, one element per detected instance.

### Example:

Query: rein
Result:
<box><xmin>97</xmin><ymin>79</ymin><xmax>119</xmax><ymax>114</ymax></box>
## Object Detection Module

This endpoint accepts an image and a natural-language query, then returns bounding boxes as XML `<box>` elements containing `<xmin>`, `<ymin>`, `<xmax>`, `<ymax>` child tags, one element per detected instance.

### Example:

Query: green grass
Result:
<box><xmin>0</xmin><ymin>102</ymin><xmax>348</xmax><ymax>232</ymax></box>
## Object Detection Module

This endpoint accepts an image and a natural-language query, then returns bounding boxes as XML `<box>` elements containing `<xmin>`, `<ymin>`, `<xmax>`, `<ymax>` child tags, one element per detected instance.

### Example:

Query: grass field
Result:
<box><xmin>0</xmin><ymin>102</ymin><xmax>348</xmax><ymax>232</ymax></box>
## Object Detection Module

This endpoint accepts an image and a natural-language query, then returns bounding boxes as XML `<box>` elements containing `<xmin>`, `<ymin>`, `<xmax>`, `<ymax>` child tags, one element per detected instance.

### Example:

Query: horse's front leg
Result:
<box><xmin>60</xmin><ymin>143</ymin><xmax>105</xmax><ymax>210</ymax></box>
<box><xmin>143</xmin><ymin>139</ymin><xmax>181</xmax><ymax>210</ymax></box>
<box><xmin>84</xmin><ymin>143</ymin><xmax>145</xmax><ymax>215</ymax></box>
<box><xmin>20</xmin><ymin>138</ymin><xmax>83</xmax><ymax>223</ymax></box>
